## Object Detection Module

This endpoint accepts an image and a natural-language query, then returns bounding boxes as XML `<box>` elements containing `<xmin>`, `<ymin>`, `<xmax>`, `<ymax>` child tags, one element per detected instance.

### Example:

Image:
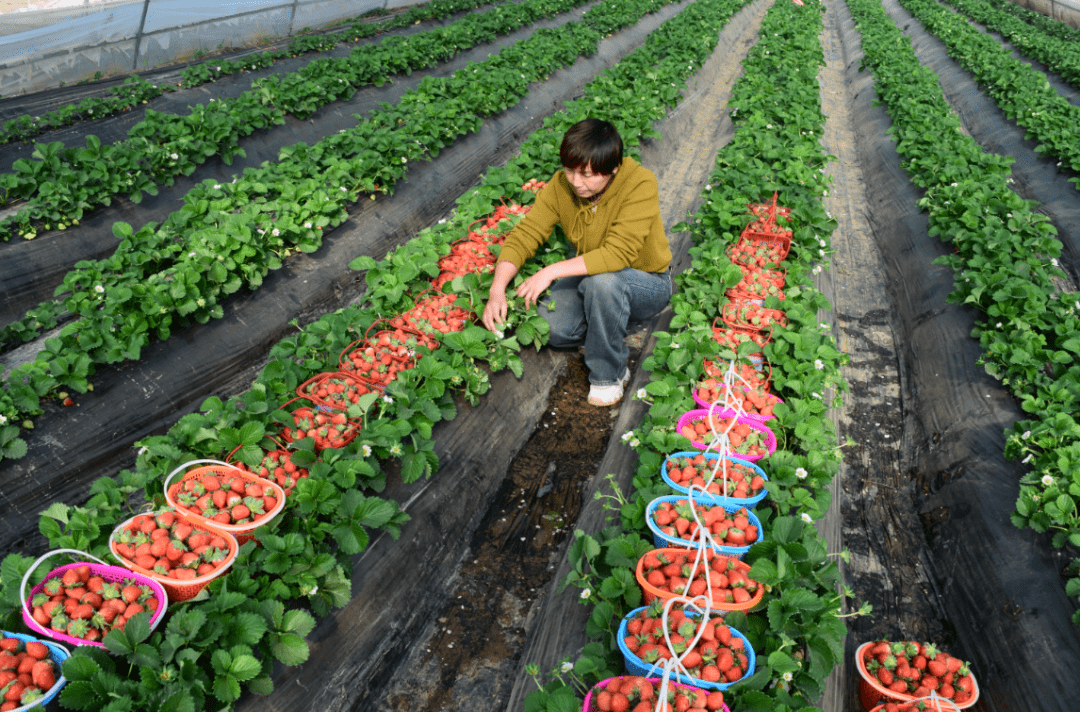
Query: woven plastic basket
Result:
<box><xmin>296</xmin><ymin>371</ymin><xmax>382</xmax><ymax>410</ymax></box>
<box><xmin>0</xmin><ymin>630</ymin><xmax>70</xmax><ymax>711</ymax></box>
<box><xmin>20</xmin><ymin>548</ymin><xmax>168</xmax><ymax>648</ymax></box>
<box><xmin>109</xmin><ymin>509</ymin><xmax>238</xmax><ymax>602</ymax></box>
<box><xmin>635</xmin><ymin>548</ymin><xmax>763</xmax><ymax>612</ymax></box>
<box><xmin>676</xmin><ymin>409</ymin><xmax>777</xmax><ymax>461</ymax></box>
<box><xmin>856</xmin><ymin>642</ymin><xmax>980</xmax><ymax>711</ymax></box>
<box><xmin>582</xmin><ymin>676</ymin><xmax>731</xmax><ymax>712</ymax></box>
<box><xmin>868</xmin><ymin>697</ymin><xmax>965</xmax><ymax>712</ymax></box>
<box><xmin>645</xmin><ymin>495</ymin><xmax>764</xmax><ymax>559</ymax></box>
<box><xmin>165</xmin><ymin>460</ymin><xmax>285</xmax><ymax>544</ymax></box>
<box><xmin>276</xmin><ymin>396</ymin><xmax>361</xmax><ymax>451</ymax></box>
<box><xmin>721</xmin><ymin>300</ymin><xmax>788</xmax><ymax>332</ymax></box>
<box><xmin>617</xmin><ymin>606</ymin><xmax>755</xmax><ymax>691</ymax></box>
<box><xmin>660</xmin><ymin>451</ymin><xmax>769</xmax><ymax>509</ymax></box>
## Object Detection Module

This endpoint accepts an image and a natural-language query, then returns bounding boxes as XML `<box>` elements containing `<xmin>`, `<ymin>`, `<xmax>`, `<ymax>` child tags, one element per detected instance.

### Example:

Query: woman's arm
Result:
<box><xmin>481</xmin><ymin>261</ymin><xmax>520</xmax><ymax>331</ymax></box>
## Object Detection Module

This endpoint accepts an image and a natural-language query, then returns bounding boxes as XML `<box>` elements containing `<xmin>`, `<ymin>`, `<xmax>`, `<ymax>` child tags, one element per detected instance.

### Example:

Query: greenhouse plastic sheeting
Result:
<box><xmin>0</xmin><ymin>0</ymin><xmax>387</xmax><ymax>96</ymax></box>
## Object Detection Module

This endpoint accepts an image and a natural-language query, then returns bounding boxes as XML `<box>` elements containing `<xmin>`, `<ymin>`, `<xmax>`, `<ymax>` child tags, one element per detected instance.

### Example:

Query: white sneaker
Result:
<box><xmin>587</xmin><ymin>368</ymin><xmax>630</xmax><ymax>407</ymax></box>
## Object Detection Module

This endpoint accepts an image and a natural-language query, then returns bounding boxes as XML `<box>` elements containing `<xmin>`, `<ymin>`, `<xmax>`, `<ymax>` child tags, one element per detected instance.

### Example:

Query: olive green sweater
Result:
<box><xmin>497</xmin><ymin>157</ymin><xmax>672</xmax><ymax>275</ymax></box>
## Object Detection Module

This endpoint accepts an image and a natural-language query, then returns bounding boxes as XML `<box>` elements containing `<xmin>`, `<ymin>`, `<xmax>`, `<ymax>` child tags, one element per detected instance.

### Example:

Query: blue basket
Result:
<box><xmin>661</xmin><ymin>451</ymin><xmax>769</xmax><ymax>509</ymax></box>
<box><xmin>646</xmin><ymin>495</ymin><xmax>763</xmax><ymax>559</ymax></box>
<box><xmin>1</xmin><ymin>630</ymin><xmax>69</xmax><ymax>711</ymax></box>
<box><xmin>617</xmin><ymin>606</ymin><xmax>755</xmax><ymax>691</ymax></box>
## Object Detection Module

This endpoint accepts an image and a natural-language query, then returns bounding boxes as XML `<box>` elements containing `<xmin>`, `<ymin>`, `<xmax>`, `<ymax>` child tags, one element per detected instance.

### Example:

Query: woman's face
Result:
<box><xmin>564</xmin><ymin>163</ymin><xmax>617</xmax><ymax>199</ymax></box>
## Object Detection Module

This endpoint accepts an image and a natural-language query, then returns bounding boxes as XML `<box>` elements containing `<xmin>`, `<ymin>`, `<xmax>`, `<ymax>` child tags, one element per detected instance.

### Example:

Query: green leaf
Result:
<box><xmin>270</xmin><ymin>633</ymin><xmax>309</xmax><ymax>666</ymax></box>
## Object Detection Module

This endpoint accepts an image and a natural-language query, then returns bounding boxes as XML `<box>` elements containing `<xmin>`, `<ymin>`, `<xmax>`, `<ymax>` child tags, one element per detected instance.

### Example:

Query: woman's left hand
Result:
<box><xmin>515</xmin><ymin>267</ymin><xmax>555</xmax><ymax>310</ymax></box>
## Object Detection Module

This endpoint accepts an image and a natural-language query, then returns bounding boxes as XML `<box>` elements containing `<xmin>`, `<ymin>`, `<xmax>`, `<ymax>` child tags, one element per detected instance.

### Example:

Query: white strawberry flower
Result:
<box><xmin>389</xmin><ymin>443</ymin><xmax>402</xmax><ymax>456</ymax></box>
<box><xmin>814</xmin><ymin>359</ymin><xmax>824</xmax><ymax>370</ymax></box>
<box><xmin>272</xmin><ymin>228</ymin><xmax>280</xmax><ymax>237</ymax></box>
<box><xmin>1023</xmin><ymin>454</ymin><xmax>1034</xmax><ymax>464</ymax></box>
<box><xmin>800</xmin><ymin>513</ymin><xmax>812</xmax><ymax>524</ymax></box>
<box><xmin>361</xmin><ymin>444</ymin><xmax>372</xmax><ymax>457</ymax></box>
<box><xmin>1041</xmin><ymin>474</ymin><xmax>1054</xmax><ymax>487</ymax></box>
<box><xmin>383</xmin><ymin>395</ymin><xmax>394</xmax><ymax>405</ymax></box>
<box><xmin>171</xmin><ymin>153</ymin><xmax>178</xmax><ymax>160</ymax></box>
<box><xmin>560</xmin><ymin>662</ymin><xmax>574</xmax><ymax>673</ymax></box>
<box><xmin>795</xmin><ymin>467</ymin><xmax>808</xmax><ymax>479</ymax></box>
<box><xmin>636</xmin><ymin>388</ymin><xmax>648</xmax><ymax>399</ymax></box>
<box><xmin>783</xmin><ymin>672</ymin><xmax>794</xmax><ymax>682</ymax></box>
<box><xmin>214</xmin><ymin>184</ymin><xmax>221</xmax><ymax>189</ymax></box>
<box><xmin>580</xmin><ymin>588</ymin><xmax>591</xmax><ymax>600</ymax></box>
<box><xmin>621</xmin><ymin>431</ymin><xmax>634</xmax><ymax>442</ymax></box>
<box><xmin>630</xmin><ymin>439</ymin><xmax>640</xmax><ymax>448</ymax></box>
<box><xmin>1022</xmin><ymin>430</ymin><xmax>1031</xmax><ymax>439</ymax></box>
<box><xmin>94</xmin><ymin>285</ymin><xmax>105</xmax><ymax>294</ymax></box>
<box><xmin>304</xmin><ymin>222</ymin><xmax>312</xmax><ymax>228</ymax></box>
<box><xmin>0</xmin><ymin>415</ymin><xmax>6</xmax><ymax>425</ymax></box>
<box><xmin>812</xmin><ymin>265</ymin><xmax>822</xmax><ymax>275</ymax></box>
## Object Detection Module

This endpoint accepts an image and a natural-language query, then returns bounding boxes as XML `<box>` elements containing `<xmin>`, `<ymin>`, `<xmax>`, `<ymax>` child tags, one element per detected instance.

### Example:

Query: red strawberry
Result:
<box><xmin>30</xmin><ymin>661</ymin><xmax>55</xmax><ymax>690</ymax></box>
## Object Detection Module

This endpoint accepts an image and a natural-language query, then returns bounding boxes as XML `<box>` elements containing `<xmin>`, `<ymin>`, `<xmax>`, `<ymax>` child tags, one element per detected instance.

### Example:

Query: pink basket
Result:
<box><xmin>676</xmin><ymin>408</ymin><xmax>776</xmax><ymax>461</ymax></box>
<box><xmin>20</xmin><ymin>548</ymin><xmax>168</xmax><ymax>647</ymax></box>
<box><xmin>583</xmin><ymin>676</ymin><xmax>731</xmax><ymax>712</ymax></box>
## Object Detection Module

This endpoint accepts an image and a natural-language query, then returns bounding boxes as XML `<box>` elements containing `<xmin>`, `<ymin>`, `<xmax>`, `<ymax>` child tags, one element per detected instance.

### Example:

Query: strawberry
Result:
<box><xmin>121</xmin><ymin>585</ymin><xmax>141</xmax><ymax>604</ymax></box>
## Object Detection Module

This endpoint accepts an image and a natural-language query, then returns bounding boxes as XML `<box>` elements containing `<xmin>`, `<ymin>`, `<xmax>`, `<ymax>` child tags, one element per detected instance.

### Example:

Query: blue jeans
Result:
<box><xmin>538</xmin><ymin>268</ymin><xmax>672</xmax><ymax>386</ymax></box>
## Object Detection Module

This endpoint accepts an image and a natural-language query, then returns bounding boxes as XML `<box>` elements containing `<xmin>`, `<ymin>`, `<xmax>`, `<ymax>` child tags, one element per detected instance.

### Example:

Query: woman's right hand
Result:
<box><xmin>482</xmin><ymin>288</ymin><xmax>508</xmax><ymax>332</ymax></box>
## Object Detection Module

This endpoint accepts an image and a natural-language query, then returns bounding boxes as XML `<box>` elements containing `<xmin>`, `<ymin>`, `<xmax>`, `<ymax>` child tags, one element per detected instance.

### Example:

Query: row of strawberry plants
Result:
<box><xmin>844</xmin><ymin>0</ymin><xmax>1080</xmax><ymax>620</ymax></box>
<box><xmin>0</xmin><ymin>0</ymin><xmax>759</xmax><ymax>707</ymax></box>
<box><xmin>0</xmin><ymin>0</ymin><xmax>591</xmax><ymax>242</ymax></box>
<box><xmin>0</xmin><ymin>0</ymin><xmax>493</xmax><ymax>146</ymax></box>
<box><xmin>941</xmin><ymin>0</ymin><xmax>1080</xmax><ymax>88</ymax></box>
<box><xmin>989</xmin><ymin>0</ymin><xmax>1080</xmax><ymax>45</ymax></box>
<box><xmin>892</xmin><ymin>0</ymin><xmax>1080</xmax><ymax>188</ymax></box>
<box><xmin>525</xmin><ymin>1</ymin><xmax>855</xmax><ymax>710</ymax></box>
<box><xmin>0</xmin><ymin>0</ymin><xmax>680</xmax><ymax>463</ymax></box>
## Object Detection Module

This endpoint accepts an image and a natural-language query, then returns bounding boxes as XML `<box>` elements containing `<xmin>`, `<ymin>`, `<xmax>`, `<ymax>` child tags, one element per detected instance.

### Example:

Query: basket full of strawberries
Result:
<box><xmin>857</xmin><ymin>640</ymin><xmax>978</xmax><ymax>710</ymax></box>
<box><xmin>0</xmin><ymin>631</ymin><xmax>69</xmax><ymax>711</ymax></box>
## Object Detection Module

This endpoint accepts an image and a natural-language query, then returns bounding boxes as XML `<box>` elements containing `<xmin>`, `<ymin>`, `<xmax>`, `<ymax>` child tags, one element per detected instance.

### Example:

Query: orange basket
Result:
<box><xmin>109</xmin><ymin>508</ymin><xmax>238</xmax><ymax>602</ymax></box>
<box><xmin>226</xmin><ymin>437</ymin><xmax>312</xmax><ymax>497</ymax></box>
<box><xmin>856</xmin><ymin>642</ymin><xmax>980</xmax><ymax>711</ymax></box>
<box><xmin>635</xmin><ymin>547</ymin><xmax>764</xmax><ymax>612</ymax></box>
<box><xmin>297</xmin><ymin>371</ymin><xmax>382</xmax><ymax>410</ymax></box>
<box><xmin>721</xmin><ymin>300</ymin><xmax>788</xmax><ymax>332</ymax></box>
<box><xmin>164</xmin><ymin>460</ymin><xmax>286</xmax><ymax>544</ymax></box>
<box><xmin>276</xmin><ymin>396</ymin><xmax>361</xmax><ymax>451</ymax></box>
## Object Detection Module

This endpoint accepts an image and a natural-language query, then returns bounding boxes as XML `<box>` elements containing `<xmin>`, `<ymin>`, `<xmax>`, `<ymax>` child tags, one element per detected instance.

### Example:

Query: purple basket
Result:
<box><xmin>21</xmin><ymin>548</ymin><xmax>168</xmax><ymax>648</ymax></box>
<box><xmin>582</xmin><ymin>676</ymin><xmax>731</xmax><ymax>712</ymax></box>
<box><xmin>676</xmin><ymin>409</ymin><xmax>776</xmax><ymax>461</ymax></box>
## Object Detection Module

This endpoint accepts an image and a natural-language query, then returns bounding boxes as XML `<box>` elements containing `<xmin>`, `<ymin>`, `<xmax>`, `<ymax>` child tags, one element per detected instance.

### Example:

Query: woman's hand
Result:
<box><xmin>515</xmin><ymin>267</ymin><xmax>555</xmax><ymax>310</ymax></box>
<box><xmin>482</xmin><ymin>288</ymin><xmax>509</xmax><ymax>332</ymax></box>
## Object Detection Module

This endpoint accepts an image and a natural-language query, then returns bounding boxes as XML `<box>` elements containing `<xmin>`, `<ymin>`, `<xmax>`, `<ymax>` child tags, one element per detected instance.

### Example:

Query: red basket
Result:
<box><xmin>227</xmin><ymin>437</ymin><xmax>312</xmax><ymax>496</ymax></box>
<box><xmin>856</xmin><ymin>642</ymin><xmax>980</xmax><ymax>711</ymax></box>
<box><xmin>582</xmin><ymin>676</ymin><xmax>730</xmax><ymax>712</ymax></box>
<box><xmin>297</xmin><ymin>371</ymin><xmax>382</xmax><ymax>410</ymax></box>
<box><xmin>109</xmin><ymin>509</ymin><xmax>238</xmax><ymax>602</ymax></box>
<box><xmin>722</xmin><ymin>300</ymin><xmax>788</xmax><ymax>332</ymax></box>
<box><xmin>703</xmin><ymin>358</ymin><xmax>772</xmax><ymax>393</ymax></box>
<box><xmin>675</xmin><ymin>408</ymin><xmax>776</xmax><ymax>461</ymax></box>
<box><xmin>20</xmin><ymin>549</ymin><xmax>168</xmax><ymax>647</ymax></box>
<box><xmin>396</xmin><ymin>286</ymin><xmax>475</xmax><ymax>338</ymax></box>
<box><xmin>693</xmin><ymin>382</ymin><xmax>782</xmax><ymax>421</ymax></box>
<box><xmin>164</xmin><ymin>459</ymin><xmax>285</xmax><ymax>544</ymax></box>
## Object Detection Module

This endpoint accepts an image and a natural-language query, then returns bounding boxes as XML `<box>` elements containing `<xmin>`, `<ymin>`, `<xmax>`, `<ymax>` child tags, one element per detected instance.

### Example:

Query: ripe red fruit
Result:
<box><xmin>62</xmin><ymin>398</ymin><xmax>74</xmax><ymax>407</ymax></box>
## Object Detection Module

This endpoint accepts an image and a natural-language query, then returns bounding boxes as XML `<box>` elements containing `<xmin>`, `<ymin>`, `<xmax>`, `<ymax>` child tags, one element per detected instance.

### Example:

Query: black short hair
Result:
<box><xmin>559</xmin><ymin>119</ymin><xmax>623</xmax><ymax>175</ymax></box>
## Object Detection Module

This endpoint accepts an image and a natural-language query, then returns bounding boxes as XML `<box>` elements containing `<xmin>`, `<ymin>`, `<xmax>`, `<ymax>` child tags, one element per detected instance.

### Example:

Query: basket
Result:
<box><xmin>19</xmin><ymin>549</ymin><xmax>168</xmax><ymax>648</ymax></box>
<box><xmin>867</xmin><ymin>697</ymin><xmax>965</xmax><ymax>712</ymax></box>
<box><xmin>164</xmin><ymin>459</ymin><xmax>286</xmax><ymax>544</ymax></box>
<box><xmin>645</xmin><ymin>495</ymin><xmax>764</xmax><ymax>559</ymax></box>
<box><xmin>635</xmin><ymin>548</ymin><xmax>763</xmax><ymax>612</ymax></box>
<box><xmin>693</xmin><ymin>383</ymin><xmax>783</xmax><ymax>422</ymax></box>
<box><xmin>661</xmin><ymin>450</ymin><xmax>769</xmax><ymax>508</ymax></box>
<box><xmin>703</xmin><ymin>354</ymin><xmax>772</xmax><ymax>389</ymax></box>
<box><xmin>226</xmin><ymin>439</ymin><xmax>311</xmax><ymax>497</ymax></box>
<box><xmin>721</xmin><ymin>300</ymin><xmax>788</xmax><ymax>332</ymax></box>
<box><xmin>0</xmin><ymin>631</ymin><xmax>70</xmax><ymax>711</ymax></box>
<box><xmin>676</xmin><ymin>409</ymin><xmax>777</xmax><ymax>461</ymax></box>
<box><xmin>856</xmin><ymin>642</ymin><xmax>980</xmax><ymax>711</ymax></box>
<box><xmin>276</xmin><ymin>396</ymin><xmax>361</xmax><ymax>452</ymax></box>
<box><xmin>582</xmin><ymin>676</ymin><xmax>730</xmax><ymax>712</ymax></box>
<box><xmin>617</xmin><ymin>606</ymin><xmax>755</xmax><ymax>691</ymax></box>
<box><xmin>296</xmin><ymin>371</ymin><xmax>382</xmax><ymax>410</ymax></box>
<box><xmin>109</xmin><ymin>509</ymin><xmax>238</xmax><ymax>602</ymax></box>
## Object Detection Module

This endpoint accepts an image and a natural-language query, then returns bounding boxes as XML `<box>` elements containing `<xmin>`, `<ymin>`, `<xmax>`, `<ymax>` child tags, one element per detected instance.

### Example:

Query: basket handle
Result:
<box><xmin>20</xmin><ymin>548</ymin><xmax>106</xmax><ymax>612</ymax></box>
<box><xmin>163</xmin><ymin>459</ymin><xmax>237</xmax><ymax>495</ymax></box>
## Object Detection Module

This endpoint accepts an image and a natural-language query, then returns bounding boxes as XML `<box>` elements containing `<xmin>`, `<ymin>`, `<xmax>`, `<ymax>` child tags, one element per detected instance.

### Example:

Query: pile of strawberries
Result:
<box><xmin>702</xmin><ymin>358</ymin><xmax>771</xmax><ymax>393</ymax></box>
<box><xmin>861</xmin><ymin>640</ymin><xmax>976</xmax><ymax>706</ymax></box>
<box><xmin>622</xmin><ymin>603</ymin><xmax>752</xmax><ymax>686</ymax></box>
<box><xmin>431</xmin><ymin>202</ymin><xmax>528</xmax><ymax>289</ymax></box>
<box><xmin>663</xmin><ymin>453</ymin><xmax>766</xmax><ymax>500</ymax></box>
<box><xmin>650</xmin><ymin>499</ymin><xmax>759</xmax><ymax>550</ymax></box>
<box><xmin>679</xmin><ymin>414</ymin><xmax>771</xmax><ymax>459</ymax></box>
<box><xmin>170</xmin><ymin>471</ymin><xmax>281</xmax><ymax>527</ymax></box>
<box><xmin>729</xmin><ymin>264</ymin><xmax>786</xmax><ymax>301</ymax></box>
<box><xmin>112</xmin><ymin>510</ymin><xmax>233</xmax><ymax>581</ymax></box>
<box><xmin>637</xmin><ymin>548</ymin><xmax>761</xmax><ymax>608</ymax></box>
<box><xmin>26</xmin><ymin>564</ymin><xmax>160</xmax><ymax>642</ymax></box>
<box><xmin>280</xmin><ymin>403</ymin><xmax>357</xmax><ymax>451</ymax></box>
<box><xmin>586</xmin><ymin>676</ymin><xmax>727</xmax><ymax>712</ymax></box>
<box><xmin>395</xmin><ymin>292</ymin><xmax>473</xmax><ymax>337</ymax></box>
<box><xmin>0</xmin><ymin>636</ymin><xmax>61</xmax><ymax>710</ymax></box>
<box><xmin>722</xmin><ymin>301</ymin><xmax>788</xmax><ymax>331</ymax></box>
<box><xmin>521</xmin><ymin>178</ymin><xmax>547</xmax><ymax>193</ymax></box>
<box><xmin>727</xmin><ymin>239</ymin><xmax>787</xmax><ymax>269</ymax></box>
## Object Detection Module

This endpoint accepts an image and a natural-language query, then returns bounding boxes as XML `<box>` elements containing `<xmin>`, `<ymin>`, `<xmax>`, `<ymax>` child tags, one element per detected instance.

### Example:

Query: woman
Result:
<box><xmin>481</xmin><ymin>119</ymin><xmax>673</xmax><ymax>406</ymax></box>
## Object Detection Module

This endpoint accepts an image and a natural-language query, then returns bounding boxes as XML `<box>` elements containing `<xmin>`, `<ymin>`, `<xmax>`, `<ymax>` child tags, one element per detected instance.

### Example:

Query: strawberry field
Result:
<box><xmin>0</xmin><ymin>0</ymin><xmax>1078</xmax><ymax>710</ymax></box>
